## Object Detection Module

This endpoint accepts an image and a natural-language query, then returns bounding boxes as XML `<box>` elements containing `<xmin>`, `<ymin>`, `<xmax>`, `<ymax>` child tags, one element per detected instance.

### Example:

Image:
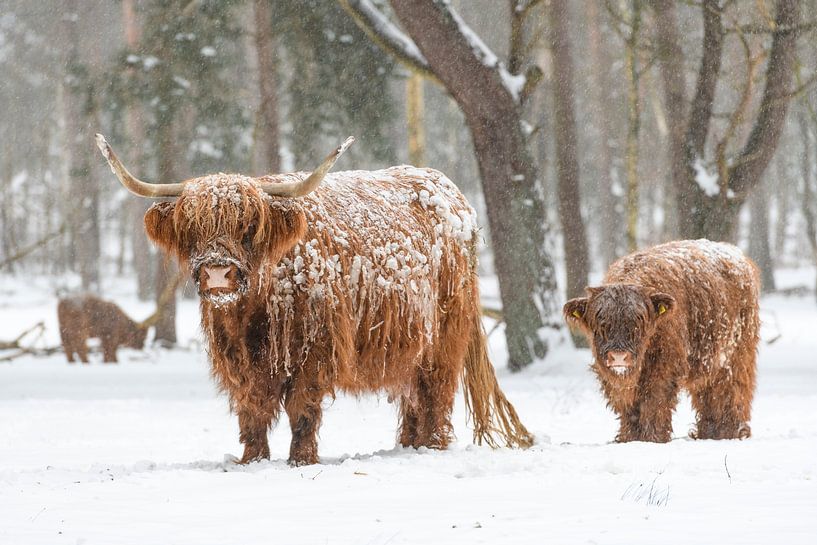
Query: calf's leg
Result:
<box><xmin>76</xmin><ymin>341</ymin><xmax>90</xmax><ymax>364</ymax></box>
<box><xmin>615</xmin><ymin>344</ymin><xmax>682</xmax><ymax>443</ymax></box>
<box><xmin>101</xmin><ymin>337</ymin><xmax>118</xmax><ymax>363</ymax></box>
<box><xmin>690</xmin><ymin>345</ymin><xmax>755</xmax><ymax>440</ymax></box>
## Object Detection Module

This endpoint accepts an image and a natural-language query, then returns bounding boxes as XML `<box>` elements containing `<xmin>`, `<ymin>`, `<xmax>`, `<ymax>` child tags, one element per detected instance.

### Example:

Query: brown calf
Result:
<box><xmin>564</xmin><ymin>239</ymin><xmax>760</xmax><ymax>442</ymax></box>
<box><xmin>57</xmin><ymin>295</ymin><xmax>148</xmax><ymax>363</ymax></box>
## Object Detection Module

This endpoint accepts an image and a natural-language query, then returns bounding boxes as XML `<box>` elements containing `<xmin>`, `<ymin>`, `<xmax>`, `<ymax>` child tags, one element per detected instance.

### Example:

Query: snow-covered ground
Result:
<box><xmin>1</xmin><ymin>271</ymin><xmax>815</xmax><ymax>545</ymax></box>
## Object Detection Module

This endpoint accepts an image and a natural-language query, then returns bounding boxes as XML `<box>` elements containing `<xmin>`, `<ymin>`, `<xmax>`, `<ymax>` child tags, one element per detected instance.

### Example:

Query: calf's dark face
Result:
<box><xmin>564</xmin><ymin>284</ymin><xmax>674</xmax><ymax>376</ymax></box>
<box><xmin>143</xmin><ymin>187</ymin><xmax>306</xmax><ymax>306</ymax></box>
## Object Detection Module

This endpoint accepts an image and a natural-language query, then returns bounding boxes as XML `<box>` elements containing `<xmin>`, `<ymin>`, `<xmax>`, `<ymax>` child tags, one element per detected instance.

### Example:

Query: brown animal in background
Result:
<box><xmin>96</xmin><ymin>133</ymin><xmax>532</xmax><ymax>466</ymax></box>
<box><xmin>57</xmin><ymin>295</ymin><xmax>148</xmax><ymax>363</ymax></box>
<box><xmin>564</xmin><ymin>239</ymin><xmax>760</xmax><ymax>443</ymax></box>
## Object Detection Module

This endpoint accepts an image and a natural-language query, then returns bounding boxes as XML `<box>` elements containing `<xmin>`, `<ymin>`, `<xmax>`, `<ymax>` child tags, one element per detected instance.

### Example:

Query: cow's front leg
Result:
<box><xmin>284</xmin><ymin>375</ymin><xmax>325</xmax><ymax>466</ymax></box>
<box><xmin>237</xmin><ymin>406</ymin><xmax>277</xmax><ymax>464</ymax></box>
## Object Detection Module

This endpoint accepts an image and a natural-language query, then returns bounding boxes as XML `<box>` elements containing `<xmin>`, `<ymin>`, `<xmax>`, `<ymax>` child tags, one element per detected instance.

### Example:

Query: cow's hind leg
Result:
<box><xmin>690</xmin><ymin>344</ymin><xmax>756</xmax><ymax>440</ymax></box>
<box><xmin>411</xmin><ymin>297</ymin><xmax>471</xmax><ymax>450</ymax></box>
<box><xmin>413</xmin><ymin>364</ymin><xmax>459</xmax><ymax>449</ymax></box>
<box><xmin>398</xmin><ymin>397</ymin><xmax>421</xmax><ymax>449</ymax></box>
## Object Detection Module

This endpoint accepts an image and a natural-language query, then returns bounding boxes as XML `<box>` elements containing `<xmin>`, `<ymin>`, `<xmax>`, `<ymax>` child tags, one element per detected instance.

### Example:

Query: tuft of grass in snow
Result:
<box><xmin>621</xmin><ymin>471</ymin><xmax>671</xmax><ymax>507</ymax></box>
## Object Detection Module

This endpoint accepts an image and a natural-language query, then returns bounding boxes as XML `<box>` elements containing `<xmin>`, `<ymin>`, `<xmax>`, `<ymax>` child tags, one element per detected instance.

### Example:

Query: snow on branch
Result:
<box><xmin>339</xmin><ymin>0</ymin><xmax>437</xmax><ymax>82</ymax></box>
<box><xmin>342</xmin><ymin>0</ymin><xmax>527</xmax><ymax>102</ymax></box>
<box><xmin>436</xmin><ymin>0</ymin><xmax>527</xmax><ymax>101</ymax></box>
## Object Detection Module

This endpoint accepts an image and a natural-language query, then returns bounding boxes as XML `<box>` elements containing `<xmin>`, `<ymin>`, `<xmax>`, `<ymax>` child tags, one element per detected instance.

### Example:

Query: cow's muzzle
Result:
<box><xmin>604</xmin><ymin>350</ymin><xmax>634</xmax><ymax>376</ymax></box>
<box><xmin>191</xmin><ymin>252</ymin><xmax>249</xmax><ymax>306</ymax></box>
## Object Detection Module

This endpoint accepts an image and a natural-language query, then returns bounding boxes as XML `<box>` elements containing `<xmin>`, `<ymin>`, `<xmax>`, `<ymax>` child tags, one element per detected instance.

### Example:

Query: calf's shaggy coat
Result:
<box><xmin>57</xmin><ymin>295</ymin><xmax>147</xmax><ymax>363</ymax></box>
<box><xmin>564</xmin><ymin>239</ymin><xmax>760</xmax><ymax>442</ymax></box>
<box><xmin>96</xmin><ymin>135</ymin><xmax>532</xmax><ymax>466</ymax></box>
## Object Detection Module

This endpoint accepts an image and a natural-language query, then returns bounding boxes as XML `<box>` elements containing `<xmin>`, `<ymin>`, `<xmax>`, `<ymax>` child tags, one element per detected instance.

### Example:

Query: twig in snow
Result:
<box><xmin>724</xmin><ymin>453</ymin><xmax>732</xmax><ymax>484</ymax></box>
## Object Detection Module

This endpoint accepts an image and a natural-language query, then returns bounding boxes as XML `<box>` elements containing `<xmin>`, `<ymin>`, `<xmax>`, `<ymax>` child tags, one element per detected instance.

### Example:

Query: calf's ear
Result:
<box><xmin>563</xmin><ymin>297</ymin><xmax>589</xmax><ymax>328</ymax></box>
<box><xmin>650</xmin><ymin>292</ymin><xmax>675</xmax><ymax>318</ymax></box>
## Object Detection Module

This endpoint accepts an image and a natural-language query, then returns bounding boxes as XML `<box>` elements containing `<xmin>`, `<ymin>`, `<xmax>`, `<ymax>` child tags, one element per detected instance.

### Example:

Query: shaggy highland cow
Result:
<box><xmin>96</xmin><ymin>134</ymin><xmax>532</xmax><ymax>466</ymax></box>
<box><xmin>564</xmin><ymin>239</ymin><xmax>760</xmax><ymax>443</ymax></box>
<box><xmin>57</xmin><ymin>295</ymin><xmax>148</xmax><ymax>363</ymax></box>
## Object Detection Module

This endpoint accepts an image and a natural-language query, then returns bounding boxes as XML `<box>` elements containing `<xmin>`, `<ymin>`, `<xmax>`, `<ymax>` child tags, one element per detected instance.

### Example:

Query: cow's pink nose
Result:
<box><xmin>202</xmin><ymin>265</ymin><xmax>234</xmax><ymax>290</ymax></box>
<box><xmin>606</xmin><ymin>351</ymin><xmax>631</xmax><ymax>367</ymax></box>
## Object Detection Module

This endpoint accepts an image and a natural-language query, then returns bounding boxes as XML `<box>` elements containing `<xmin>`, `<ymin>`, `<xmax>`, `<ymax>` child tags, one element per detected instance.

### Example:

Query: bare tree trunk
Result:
<box><xmin>152</xmin><ymin>119</ymin><xmax>178</xmax><ymax>345</ymax></box>
<box><xmin>0</xmin><ymin>150</ymin><xmax>14</xmax><ymax>273</ymax></box>
<box><xmin>585</xmin><ymin>0</ymin><xmax>619</xmax><ymax>267</ymax></box>
<box><xmin>678</xmin><ymin>0</ymin><xmax>800</xmax><ymax>241</ymax></box>
<box><xmin>253</xmin><ymin>0</ymin><xmax>282</xmax><ymax>173</ymax></box>
<box><xmin>624</xmin><ymin>0</ymin><xmax>642</xmax><ymax>251</ymax></box>
<box><xmin>388</xmin><ymin>0</ymin><xmax>558</xmax><ymax>370</ymax></box>
<box><xmin>406</xmin><ymin>72</ymin><xmax>426</xmax><ymax>166</ymax></box>
<box><xmin>798</xmin><ymin>108</ymin><xmax>817</xmax><ymax>300</ymax></box>
<box><xmin>122</xmin><ymin>0</ymin><xmax>153</xmax><ymax>300</ymax></box>
<box><xmin>649</xmin><ymin>0</ymin><xmax>686</xmax><ymax>239</ymax></box>
<box><xmin>62</xmin><ymin>0</ymin><xmax>100</xmax><ymax>291</ymax></box>
<box><xmin>154</xmin><ymin>254</ymin><xmax>178</xmax><ymax>347</ymax></box>
<box><xmin>748</xmin><ymin>174</ymin><xmax>776</xmax><ymax>291</ymax></box>
<box><xmin>549</xmin><ymin>0</ymin><xmax>589</xmax><ymax>301</ymax></box>
<box><xmin>676</xmin><ymin>0</ymin><xmax>724</xmax><ymax>239</ymax></box>
<box><xmin>773</xmin><ymin>168</ymin><xmax>791</xmax><ymax>263</ymax></box>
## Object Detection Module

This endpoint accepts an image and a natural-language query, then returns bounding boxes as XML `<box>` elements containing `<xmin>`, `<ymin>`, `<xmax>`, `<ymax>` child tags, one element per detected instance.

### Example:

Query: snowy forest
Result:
<box><xmin>1</xmin><ymin>1</ymin><xmax>816</xmax><ymax>544</ymax></box>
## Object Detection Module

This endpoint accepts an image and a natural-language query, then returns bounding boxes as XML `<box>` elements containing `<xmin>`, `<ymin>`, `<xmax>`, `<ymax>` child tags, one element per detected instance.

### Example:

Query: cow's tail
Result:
<box><xmin>462</xmin><ymin>314</ymin><xmax>534</xmax><ymax>449</ymax></box>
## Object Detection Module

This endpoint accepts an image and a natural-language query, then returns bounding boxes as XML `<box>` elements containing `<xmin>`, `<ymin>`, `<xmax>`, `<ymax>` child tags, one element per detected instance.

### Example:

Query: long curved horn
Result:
<box><xmin>259</xmin><ymin>136</ymin><xmax>355</xmax><ymax>197</ymax></box>
<box><xmin>95</xmin><ymin>134</ymin><xmax>186</xmax><ymax>198</ymax></box>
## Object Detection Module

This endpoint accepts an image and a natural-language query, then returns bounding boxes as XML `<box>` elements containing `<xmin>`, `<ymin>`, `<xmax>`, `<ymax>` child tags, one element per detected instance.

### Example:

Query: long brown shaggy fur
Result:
<box><xmin>57</xmin><ymin>295</ymin><xmax>147</xmax><ymax>363</ymax></box>
<box><xmin>564</xmin><ymin>239</ymin><xmax>760</xmax><ymax>443</ymax></box>
<box><xmin>143</xmin><ymin>166</ymin><xmax>532</xmax><ymax>465</ymax></box>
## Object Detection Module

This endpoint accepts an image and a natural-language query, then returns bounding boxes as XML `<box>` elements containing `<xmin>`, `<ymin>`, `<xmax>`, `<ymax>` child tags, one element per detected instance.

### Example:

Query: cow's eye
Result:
<box><xmin>243</xmin><ymin>226</ymin><xmax>256</xmax><ymax>248</ymax></box>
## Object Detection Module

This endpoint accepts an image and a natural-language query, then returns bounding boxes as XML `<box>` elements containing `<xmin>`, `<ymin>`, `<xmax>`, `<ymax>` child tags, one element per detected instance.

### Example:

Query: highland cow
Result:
<box><xmin>96</xmin><ymin>133</ymin><xmax>532</xmax><ymax>466</ymax></box>
<box><xmin>57</xmin><ymin>295</ymin><xmax>148</xmax><ymax>363</ymax></box>
<box><xmin>564</xmin><ymin>239</ymin><xmax>760</xmax><ymax>443</ymax></box>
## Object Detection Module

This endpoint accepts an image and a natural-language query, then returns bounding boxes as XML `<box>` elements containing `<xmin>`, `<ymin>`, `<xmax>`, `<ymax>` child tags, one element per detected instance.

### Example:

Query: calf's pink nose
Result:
<box><xmin>607</xmin><ymin>351</ymin><xmax>631</xmax><ymax>367</ymax></box>
<box><xmin>203</xmin><ymin>266</ymin><xmax>232</xmax><ymax>289</ymax></box>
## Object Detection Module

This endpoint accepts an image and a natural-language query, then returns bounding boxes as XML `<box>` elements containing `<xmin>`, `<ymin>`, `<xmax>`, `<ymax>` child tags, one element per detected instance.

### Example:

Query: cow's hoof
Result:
<box><xmin>288</xmin><ymin>456</ymin><xmax>318</xmax><ymax>467</ymax></box>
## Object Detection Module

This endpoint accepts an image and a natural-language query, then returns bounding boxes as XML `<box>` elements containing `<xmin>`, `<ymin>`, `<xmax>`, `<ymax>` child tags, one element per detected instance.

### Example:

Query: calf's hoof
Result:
<box><xmin>689</xmin><ymin>422</ymin><xmax>751</xmax><ymax>440</ymax></box>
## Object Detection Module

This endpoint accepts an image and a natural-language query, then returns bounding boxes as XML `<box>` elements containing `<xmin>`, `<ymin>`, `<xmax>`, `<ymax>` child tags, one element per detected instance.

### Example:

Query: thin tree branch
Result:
<box><xmin>729</xmin><ymin>0</ymin><xmax>801</xmax><ymax>199</ymax></box>
<box><xmin>0</xmin><ymin>224</ymin><xmax>67</xmax><ymax>269</ymax></box>
<box><xmin>337</xmin><ymin>0</ymin><xmax>439</xmax><ymax>83</ymax></box>
<box><xmin>725</xmin><ymin>19</ymin><xmax>817</xmax><ymax>35</ymax></box>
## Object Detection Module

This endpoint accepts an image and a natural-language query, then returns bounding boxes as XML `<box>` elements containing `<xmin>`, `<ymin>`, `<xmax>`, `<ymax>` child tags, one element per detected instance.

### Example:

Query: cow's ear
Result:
<box><xmin>265</xmin><ymin>204</ymin><xmax>307</xmax><ymax>262</ymax></box>
<box><xmin>650</xmin><ymin>292</ymin><xmax>675</xmax><ymax>319</ymax></box>
<box><xmin>144</xmin><ymin>202</ymin><xmax>178</xmax><ymax>254</ymax></box>
<box><xmin>563</xmin><ymin>297</ymin><xmax>589</xmax><ymax>328</ymax></box>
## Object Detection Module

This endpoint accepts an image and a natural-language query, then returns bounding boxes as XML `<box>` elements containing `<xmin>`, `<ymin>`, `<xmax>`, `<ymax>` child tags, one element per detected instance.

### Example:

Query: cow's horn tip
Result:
<box><xmin>338</xmin><ymin>136</ymin><xmax>355</xmax><ymax>155</ymax></box>
<box><xmin>95</xmin><ymin>133</ymin><xmax>109</xmax><ymax>153</ymax></box>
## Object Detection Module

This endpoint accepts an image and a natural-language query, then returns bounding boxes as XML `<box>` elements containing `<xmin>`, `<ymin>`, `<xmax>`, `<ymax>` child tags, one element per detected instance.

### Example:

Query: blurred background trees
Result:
<box><xmin>1</xmin><ymin>0</ymin><xmax>816</xmax><ymax>364</ymax></box>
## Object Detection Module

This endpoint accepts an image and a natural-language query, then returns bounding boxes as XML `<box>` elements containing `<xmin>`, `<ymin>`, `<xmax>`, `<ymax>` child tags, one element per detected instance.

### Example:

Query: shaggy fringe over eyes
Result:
<box><xmin>173</xmin><ymin>177</ymin><xmax>273</xmax><ymax>250</ymax></box>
